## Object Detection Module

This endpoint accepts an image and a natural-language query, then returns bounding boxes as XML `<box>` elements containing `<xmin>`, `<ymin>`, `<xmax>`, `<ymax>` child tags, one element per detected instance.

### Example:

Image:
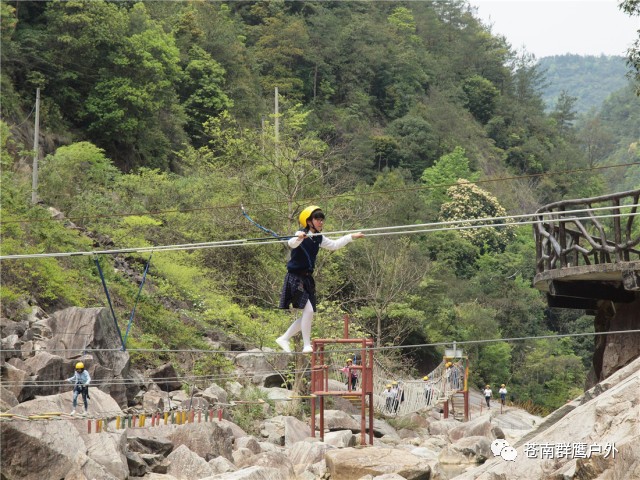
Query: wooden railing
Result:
<box><xmin>534</xmin><ymin>190</ymin><xmax>640</xmax><ymax>275</ymax></box>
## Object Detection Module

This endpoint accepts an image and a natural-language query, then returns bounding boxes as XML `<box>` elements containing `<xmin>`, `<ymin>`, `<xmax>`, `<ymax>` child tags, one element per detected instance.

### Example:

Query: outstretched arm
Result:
<box><xmin>321</xmin><ymin>232</ymin><xmax>364</xmax><ymax>251</ymax></box>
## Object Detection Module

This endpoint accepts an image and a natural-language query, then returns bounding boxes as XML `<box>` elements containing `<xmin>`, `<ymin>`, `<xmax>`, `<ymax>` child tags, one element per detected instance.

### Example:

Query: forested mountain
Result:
<box><xmin>538</xmin><ymin>54</ymin><xmax>629</xmax><ymax>113</ymax></box>
<box><xmin>2</xmin><ymin>0</ymin><xmax>638</xmax><ymax>413</ymax></box>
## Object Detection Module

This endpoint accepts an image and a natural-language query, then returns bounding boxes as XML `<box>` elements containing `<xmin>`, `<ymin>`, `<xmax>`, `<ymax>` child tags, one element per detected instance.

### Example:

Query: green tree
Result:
<box><xmin>550</xmin><ymin>90</ymin><xmax>577</xmax><ymax>137</ymax></box>
<box><xmin>620</xmin><ymin>0</ymin><xmax>640</xmax><ymax>92</ymax></box>
<box><xmin>462</xmin><ymin>75</ymin><xmax>499</xmax><ymax>124</ymax></box>
<box><xmin>39</xmin><ymin>142</ymin><xmax>120</xmax><ymax>219</ymax></box>
<box><xmin>420</xmin><ymin>146</ymin><xmax>480</xmax><ymax>209</ymax></box>
<box><xmin>179</xmin><ymin>45</ymin><xmax>232</xmax><ymax>145</ymax></box>
<box><xmin>348</xmin><ymin>237</ymin><xmax>427</xmax><ymax>347</ymax></box>
<box><xmin>252</xmin><ymin>12</ymin><xmax>309</xmax><ymax>99</ymax></box>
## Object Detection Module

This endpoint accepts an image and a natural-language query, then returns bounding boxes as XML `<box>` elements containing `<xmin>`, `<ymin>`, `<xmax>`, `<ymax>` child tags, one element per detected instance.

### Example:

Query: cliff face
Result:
<box><xmin>588</xmin><ymin>298</ymin><xmax>640</xmax><ymax>389</ymax></box>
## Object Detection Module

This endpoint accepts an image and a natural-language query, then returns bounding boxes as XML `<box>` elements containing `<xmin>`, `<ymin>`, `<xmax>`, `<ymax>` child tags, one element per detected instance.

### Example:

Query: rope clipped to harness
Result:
<box><xmin>241</xmin><ymin>205</ymin><xmax>281</xmax><ymax>238</ymax></box>
<box><xmin>241</xmin><ymin>205</ymin><xmax>316</xmax><ymax>268</ymax></box>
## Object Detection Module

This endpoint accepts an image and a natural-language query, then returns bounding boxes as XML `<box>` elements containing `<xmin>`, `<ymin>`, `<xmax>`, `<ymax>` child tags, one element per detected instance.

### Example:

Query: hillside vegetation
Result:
<box><xmin>1</xmin><ymin>0</ymin><xmax>639</xmax><ymax>414</ymax></box>
<box><xmin>538</xmin><ymin>54</ymin><xmax>629</xmax><ymax>113</ymax></box>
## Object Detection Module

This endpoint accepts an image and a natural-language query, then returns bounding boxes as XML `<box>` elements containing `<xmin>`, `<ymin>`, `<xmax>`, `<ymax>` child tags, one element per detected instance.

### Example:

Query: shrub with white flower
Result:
<box><xmin>439</xmin><ymin>180</ymin><xmax>515</xmax><ymax>253</ymax></box>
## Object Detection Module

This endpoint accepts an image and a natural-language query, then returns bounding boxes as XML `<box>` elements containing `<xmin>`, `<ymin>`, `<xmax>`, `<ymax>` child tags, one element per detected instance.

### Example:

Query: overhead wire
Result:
<box><xmin>3</xmin><ymin>327</ymin><xmax>639</xmax><ymax>359</ymax></box>
<box><xmin>2</xmin><ymin>161</ymin><xmax>639</xmax><ymax>226</ymax></box>
<box><xmin>1</xmin><ymin>204</ymin><xmax>638</xmax><ymax>260</ymax></box>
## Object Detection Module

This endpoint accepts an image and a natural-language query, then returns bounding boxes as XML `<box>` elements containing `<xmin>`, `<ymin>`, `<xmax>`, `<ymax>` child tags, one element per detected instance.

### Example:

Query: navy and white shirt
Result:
<box><xmin>286</xmin><ymin>231</ymin><xmax>353</xmax><ymax>273</ymax></box>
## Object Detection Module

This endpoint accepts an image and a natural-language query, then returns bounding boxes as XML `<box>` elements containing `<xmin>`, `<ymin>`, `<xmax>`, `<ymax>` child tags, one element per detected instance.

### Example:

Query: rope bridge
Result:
<box><xmin>316</xmin><ymin>347</ymin><xmax>467</xmax><ymax>417</ymax></box>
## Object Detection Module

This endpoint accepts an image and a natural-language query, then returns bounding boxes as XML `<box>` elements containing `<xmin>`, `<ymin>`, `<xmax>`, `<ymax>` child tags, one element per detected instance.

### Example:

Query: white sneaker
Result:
<box><xmin>302</xmin><ymin>345</ymin><xmax>313</xmax><ymax>354</ymax></box>
<box><xmin>276</xmin><ymin>336</ymin><xmax>291</xmax><ymax>353</ymax></box>
<box><xmin>70</xmin><ymin>410</ymin><xmax>76</xmax><ymax>415</ymax></box>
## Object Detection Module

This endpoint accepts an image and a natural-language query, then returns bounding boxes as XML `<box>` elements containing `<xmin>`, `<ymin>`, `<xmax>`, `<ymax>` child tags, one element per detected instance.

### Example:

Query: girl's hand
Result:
<box><xmin>351</xmin><ymin>232</ymin><xmax>365</xmax><ymax>239</ymax></box>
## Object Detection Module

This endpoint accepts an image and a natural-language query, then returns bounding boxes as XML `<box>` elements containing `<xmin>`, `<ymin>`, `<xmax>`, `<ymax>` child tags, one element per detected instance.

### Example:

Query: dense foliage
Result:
<box><xmin>1</xmin><ymin>0</ymin><xmax>639</xmax><ymax>414</ymax></box>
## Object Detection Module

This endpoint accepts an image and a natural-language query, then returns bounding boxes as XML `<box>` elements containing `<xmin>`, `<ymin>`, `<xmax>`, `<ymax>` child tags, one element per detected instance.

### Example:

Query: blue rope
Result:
<box><xmin>94</xmin><ymin>256</ymin><xmax>126</xmax><ymax>351</ymax></box>
<box><xmin>241</xmin><ymin>206</ymin><xmax>316</xmax><ymax>270</ymax></box>
<box><xmin>122</xmin><ymin>253</ymin><xmax>152</xmax><ymax>348</ymax></box>
<box><xmin>241</xmin><ymin>206</ymin><xmax>281</xmax><ymax>238</ymax></box>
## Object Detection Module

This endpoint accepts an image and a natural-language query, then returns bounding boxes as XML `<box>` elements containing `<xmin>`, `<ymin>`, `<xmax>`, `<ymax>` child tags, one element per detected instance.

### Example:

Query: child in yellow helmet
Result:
<box><xmin>341</xmin><ymin>357</ymin><xmax>358</xmax><ymax>390</ymax></box>
<box><xmin>67</xmin><ymin>362</ymin><xmax>91</xmax><ymax>415</ymax></box>
<box><xmin>277</xmin><ymin>206</ymin><xmax>364</xmax><ymax>354</ymax></box>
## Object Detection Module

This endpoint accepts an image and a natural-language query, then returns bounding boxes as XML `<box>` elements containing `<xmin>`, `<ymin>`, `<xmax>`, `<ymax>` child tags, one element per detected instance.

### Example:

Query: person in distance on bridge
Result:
<box><xmin>423</xmin><ymin>376</ymin><xmax>434</xmax><ymax>406</ymax></box>
<box><xmin>67</xmin><ymin>361</ymin><xmax>91</xmax><ymax>415</ymax></box>
<box><xmin>499</xmin><ymin>384</ymin><xmax>508</xmax><ymax>405</ymax></box>
<box><xmin>341</xmin><ymin>357</ymin><xmax>359</xmax><ymax>390</ymax></box>
<box><xmin>277</xmin><ymin>206</ymin><xmax>364</xmax><ymax>354</ymax></box>
<box><xmin>483</xmin><ymin>384</ymin><xmax>492</xmax><ymax>408</ymax></box>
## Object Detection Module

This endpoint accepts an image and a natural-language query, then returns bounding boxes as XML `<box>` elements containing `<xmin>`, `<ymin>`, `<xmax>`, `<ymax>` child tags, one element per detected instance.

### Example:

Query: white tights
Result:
<box><xmin>281</xmin><ymin>300</ymin><xmax>314</xmax><ymax>348</ymax></box>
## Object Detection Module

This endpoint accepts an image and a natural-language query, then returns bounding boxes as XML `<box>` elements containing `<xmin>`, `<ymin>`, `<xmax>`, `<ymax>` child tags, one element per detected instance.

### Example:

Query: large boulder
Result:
<box><xmin>448</xmin><ymin>419</ymin><xmax>504</xmax><ymax>443</ymax></box>
<box><xmin>149</xmin><ymin>363</ymin><xmax>183</xmax><ymax>392</ymax></box>
<box><xmin>43</xmin><ymin>307</ymin><xmax>144</xmax><ymax>406</ymax></box>
<box><xmin>202</xmin><ymin>465</ymin><xmax>287</xmax><ymax>479</ymax></box>
<box><xmin>258</xmin><ymin>415</ymin><xmax>310</xmax><ymax>447</ymax></box>
<box><xmin>165</xmin><ymin>419</ymin><xmax>235</xmax><ymax>461</ymax></box>
<box><xmin>0</xmin><ymin>386</ymin><xmax>19</xmax><ymax>411</ymax></box>
<box><xmin>234</xmin><ymin>349</ymin><xmax>289</xmax><ymax>387</ymax></box>
<box><xmin>325</xmin><ymin>447</ymin><xmax>431</xmax><ymax>480</ymax></box>
<box><xmin>22</xmin><ymin>351</ymin><xmax>65</xmax><ymax>396</ymax></box>
<box><xmin>0</xmin><ymin>391</ymin><xmax>126</xmax><ymax>480</ymax></box>
<box><xmin>288</xmin><ymin>440</ymin><xmax>335</xmax><ymax>466</ymax></box>
<box><xmin>0</xmin><ymin>362</ymin><xmax>35</xmax><ymax>402</ymax></box>
<box><xmin>0</xmin><ymin>419</ymin><xmax>88</xmax><ymax>480</ymax></box>
<box><xmin>317</xmin><ymin>410</ymin><xmax>359</xmax><ymax>431</ymax></box>
<box><xmin>236</xmin><ymin>450</ymin><xmax>295</xmax><ymax>478</ymax></box>
<box><xmin>438</xmin><ymin>436</ymin><xmax>491</xmax><ymax>465</ymax></box>
<box><xmin>166</xmin><ymin>444</ymin><xmax>215</xmax><ymax>479</ymax></box>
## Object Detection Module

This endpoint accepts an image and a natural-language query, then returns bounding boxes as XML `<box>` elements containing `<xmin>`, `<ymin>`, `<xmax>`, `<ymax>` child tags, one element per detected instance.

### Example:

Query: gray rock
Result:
<box><xmin>166</xmin><ymin>444</ymin><xmax>214</xmax><ymax>479</ymax></box>
<box><xmin>165</xmin><ymin>420</ymin><xmax>235</xmax><ymax>461</ymax></box>
<box><xmin>126</xmin><ymin>450</ymin><xmax>149</xmax><ymax>477</ymax></box>
<box><xmin>325</xmin><ymin>447</ymin><xmax>431</xmax><ymax>480</ymax></box>
<box><xmin>209</xmin><ymin>455</ymin><xmax>238</xmax><ymax>474</ymax></box>
<box><xmin>324</xmin><ymin>430</ymin><xmax>356</xmax><ymax>448</ymax></box>
<box><xmin>235</xmin><ymin>436</ymin><xmax>262</xmax><ymax>454</ymax></box>
<box><xmin>288</xmin><ymin>440</ymin><xmax>335</xmax><ymax>466</ymax></box>
<box><xmin>234</xmin><ymin>349</ymin><xmax>288</xmax><ymax>387</ymax></box>
<box><xmin>127</xmin><ymin>434</ymin><xmax>174</xmax><ymax>456</ymax></box>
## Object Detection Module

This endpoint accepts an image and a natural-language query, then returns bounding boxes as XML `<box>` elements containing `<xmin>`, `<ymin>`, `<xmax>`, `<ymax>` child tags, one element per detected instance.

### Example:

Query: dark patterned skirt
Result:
<box><xmin>279</xmin><ymin>272</ymin><xmax>316</xmax><ymax>312</ymax></box>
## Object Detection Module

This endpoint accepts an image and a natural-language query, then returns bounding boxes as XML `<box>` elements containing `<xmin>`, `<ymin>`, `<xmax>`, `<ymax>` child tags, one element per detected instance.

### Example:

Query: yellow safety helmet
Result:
<box><xmin>486</xmin><ymin>384</ymin><xmax>490</xmax><ymax>388</ymax></box>
<box><xmin>391</xmin><ymin>381</ymin><xmax>398</xmax><ymax>386</ymax></box>
<box><xmin>386</xmin><ymin>384</ymin><xmax>392</xmax><ymax>388</ymax></box>
<box><xmin>75</xmin><ymin>362</ymin><xmax>85</xmax><ymax>370</ymax></box>
<box><xmin>299</xmin><ymin>205</ymin><xmax>322</xmax><ymax>228</ymax></box>
<box><xmin>423</xmin><ymin>376</ymin><xmax>429</xmax><ymax>381</ymax></box>
<box><xmin>501</xmin><ymin>384</ymin><xmax>506</xmax><ymax>387</ymax></box>
<box><xmin>446</xmin><ymin>362</ymin><xmax>453</xmax><ymax>367</ymax></box>
<box><xmin>345</xmin><ymin>357</ymin><xmax>353</xmax><ymax>363</ymax></box>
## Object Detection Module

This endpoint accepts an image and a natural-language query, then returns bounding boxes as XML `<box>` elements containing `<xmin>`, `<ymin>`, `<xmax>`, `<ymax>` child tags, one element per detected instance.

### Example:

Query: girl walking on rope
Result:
<box><xmin>277</xmin><ymin>206</ymin><xmax>364</xmax><ymax>353</ymax></box>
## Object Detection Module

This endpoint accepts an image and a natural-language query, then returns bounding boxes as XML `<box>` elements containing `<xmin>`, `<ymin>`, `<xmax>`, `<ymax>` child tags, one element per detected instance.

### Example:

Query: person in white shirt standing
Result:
<box><xmin>483</xmin><ymin>384</ymin><xmax>492</xmax><ymax>408</ymax></box>
<box><xmin>499</xmin><ymin>384</ymin><xmax>508</xmax><ymax>405</ymax></box>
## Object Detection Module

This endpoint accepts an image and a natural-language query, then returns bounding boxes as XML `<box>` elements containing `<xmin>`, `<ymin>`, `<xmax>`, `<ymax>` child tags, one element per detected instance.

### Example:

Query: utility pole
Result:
<box><xmin>274</xmin><ymin>86</ymin><xmax>279</xmax><ymax>145</ymax></box>
<box><xmin>273</xmin><ymin>87</ymin><xmax>280</xmax><ymax>160</ymax></box>
<box><xmin>31</xmin><ymin>87</ymin><xmax>41</xmax><ymax>204</ymax></box>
